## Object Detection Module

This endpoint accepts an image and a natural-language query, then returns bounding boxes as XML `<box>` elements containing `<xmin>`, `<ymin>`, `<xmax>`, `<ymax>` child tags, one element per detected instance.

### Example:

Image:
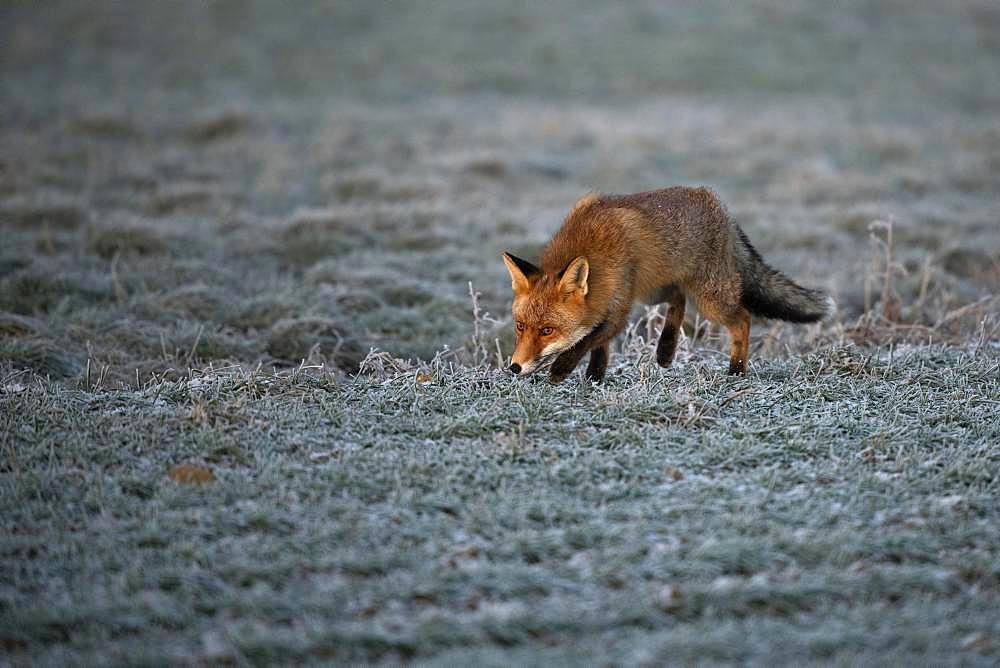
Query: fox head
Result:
<box><xmin>502</xmin><ymin>252</ymin><xmax>592</xmax><ymax>376</ymax></box>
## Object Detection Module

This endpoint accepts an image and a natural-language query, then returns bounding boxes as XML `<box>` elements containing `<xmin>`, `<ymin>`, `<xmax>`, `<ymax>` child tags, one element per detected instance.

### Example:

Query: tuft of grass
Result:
<box><xmin>136</xmin><ymin>284</ymin><xmax>227</xmax><ymax>322</ymax></box>
<box><xmin>148</xmin><ymin>184</ymin><xmax>218</xmax><ymax>215</ymax></box>
<box><xmin>844</xmin><ymin>217</ymin><xmax>1000</xmax><ymax>348</ymax></box>
<box><xmin>0</xmin><ymin>198</ymin><xmax>87</xmax><ymax>229</ymax></box>
<box><xmin>0</xmin><ymin>337</ymin><xmax>84</xmax><ymax>377</ymax></box>
<box><xmin>70</xmin><ymin>113</ymin><xmax>143</xmax><ymax>139</ymax></box>
<box><xmin>0</xmin><ymin>267</ymin><xmax>115</xmax><ymax>315</ymax></box>
<box><xmin>266</xmin><ymin>317</ymin><xmax>366</xmax><ymax>371</ymax></box>
<box><xmin>276</xmin><ymin>209</ymin><xmax>373</xmax><ymax>267</ymax></box>
<box><xmin>223</xmin><ymin>294</ymin><xmax>300</xmax><ymax>332</ymax></box>
<box><xmin>85</xmin><ymin>222</ymin><xmax>167</xmax><ymax>259</ymax></box>
<box><xmin>0</xmin><ymin>312</ymin><xmax>43</xmax><ymax>337</ymax></box>
<box><xmin>181</xmin><ymin>111</ymin><xmax>249</xmax><ymax>143</ymax></box>
<box><xmin>942</xmin><ymin>246</ymin><xmax>1000</xmax><ymax>282</ymax></box>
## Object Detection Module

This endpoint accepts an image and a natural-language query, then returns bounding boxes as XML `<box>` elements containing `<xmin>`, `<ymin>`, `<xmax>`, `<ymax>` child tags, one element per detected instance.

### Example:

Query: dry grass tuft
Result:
<box><xmin>148</xmin><ymin>184</ymin><xmax>217</xmax><ymax>215</ymax></box>
<box><xmin>138</xmin><ymin>284</ymin><xmax>227</xmax><ymax>321</ymax></box>
<box><xmin>224</xmin><ymin>295</ymin><xmax>299</xmax><ymax>331</ymax></box>
<box><xmin>276</xmin><ymin>209</ymin><xmax>373</xmax><ymax>266</ymax></box>
<box><xmin>0</xmin><ymin>312</ymin><xmax>43</xmax><ymax>337</ymax></box>
<box><xmin>1</xmin><ymin>198</ymin><xmax>87</xmax><ymax>229</ymax></box>
<box><xmin>941</xmin><ymin>247</ymin><xmax>1000</xmax><ymax>283</ymax></box>
<box><xmin>86</xmin><ymin>222</ymin><xmax>167</xmax><ymax>259</ymax></box>
<box><xmin>182</xmin><ymin>111</ymin><xmax>249</xmax><ymax>143</ymax></box>
<box><xmin>0</xmin><ymin>267</ymin><xmax>114</xmax><ymax>314</ymax></box>
<box><xmin>266</xmin><ymin>317</ymin><xmax>365</xmax><ymax>371</ymax></box>
<box><xmin>70</xmin><ymin>114</ymin><xmax>143</xmax><ymax>140</ymax></box>
<box><xmin>0</xmin><ymin>337</ymin><xmax>83</xmax><ymax>377</ymax></box>
<box><xmin>844</xmin><ymin>217</ymin><xmax>1000</xmax><ymax>347</ymax></box>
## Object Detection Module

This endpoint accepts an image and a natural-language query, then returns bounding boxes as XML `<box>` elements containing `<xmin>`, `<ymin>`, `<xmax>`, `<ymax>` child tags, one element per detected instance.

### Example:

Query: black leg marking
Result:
<box><xmin>550</xmin><ymin>346</ymin><xmax>588</xmax><ymax>384</ymax></box>
<box><xmin>656</xmin><ymin>292</ymin><xmax>685</xmax><ymax>369</ymax></box>
<box><xmin>656</xmin><ymin>326</ymin><xmax>679</xmax><ymax>368</ymax></box>
<box><xmin>585</xmin><ymin>345</ymin><xmax>608</xmax><ymax>382</ymax></box>
<box><xmin>548</xmin><ymin>320</ymin><xmax>608</xmax><ymax>384</ymax></box>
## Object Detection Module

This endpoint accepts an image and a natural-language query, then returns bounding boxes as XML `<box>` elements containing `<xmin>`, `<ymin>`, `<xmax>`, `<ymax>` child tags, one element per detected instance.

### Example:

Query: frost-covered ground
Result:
<box><xmin>2</xmin><ymin>1</ymin><xmax>999</xmax><ymax>664</ymax></box>
<box><xmin>3</xmin><ymin>347</ymin><xmax>999</xmax><ymax>665</ymax></box>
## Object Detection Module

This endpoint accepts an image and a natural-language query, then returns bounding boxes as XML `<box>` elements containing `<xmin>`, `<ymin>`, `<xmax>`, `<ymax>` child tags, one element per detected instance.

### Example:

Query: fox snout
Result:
<box><xmin>509</xmin><ymin>344</ymin><xmax>561</xmax><ymax>376</ymax></box>
<box><xmin>508</xmin><ymin>356</ymin><xmax>544</xmax><ymax>376</ymax></box>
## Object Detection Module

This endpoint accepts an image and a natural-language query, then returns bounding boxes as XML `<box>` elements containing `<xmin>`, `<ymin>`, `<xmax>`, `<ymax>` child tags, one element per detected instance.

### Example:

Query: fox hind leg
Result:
<box><xmin>726</xmin><ymin>311</ymin><xmax>751</xmax><ymax>375</ymax></box>
<box><xmin>655</xmin><ymin>287</ymin><xmax>686</xmax><ymax>368</ymax></box>
<box><xmin>585</xmin><ymin>343</ymin><xmax>609</xmax><ymax>382</ymax></box>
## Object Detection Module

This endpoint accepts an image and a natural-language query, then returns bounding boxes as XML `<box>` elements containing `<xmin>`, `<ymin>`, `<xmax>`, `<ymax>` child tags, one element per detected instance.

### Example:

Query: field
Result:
<box><xmin>2</xmin><ymin>1</ymin><xmax>999</xmax><ymax>664</ymax></box>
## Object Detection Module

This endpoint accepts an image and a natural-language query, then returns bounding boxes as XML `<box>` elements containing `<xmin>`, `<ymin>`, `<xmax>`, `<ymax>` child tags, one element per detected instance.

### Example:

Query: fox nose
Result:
<box><xmin>508</xmin><ymin>363</ymin><xmax>521</xmax><ymax>375</ymax></box>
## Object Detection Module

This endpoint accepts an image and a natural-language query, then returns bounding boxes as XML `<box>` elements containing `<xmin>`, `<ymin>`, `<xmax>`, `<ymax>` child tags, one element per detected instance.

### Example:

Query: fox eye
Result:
<box><xmin>540</xmin><ymin>326</ymin><xmax>554</xmax><ymax>336</ymax></box>
<box><xmin>515</xmin><ymin>322</ymin><xmax>525</xmax><ymax>332</ymax></box>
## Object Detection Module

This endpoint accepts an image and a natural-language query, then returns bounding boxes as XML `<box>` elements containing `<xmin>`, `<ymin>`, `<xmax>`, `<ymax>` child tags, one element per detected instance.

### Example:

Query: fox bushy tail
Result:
<box><xmin>736</xmin><ymin>227</ymin><xmax>833</xmax><ymax>323</ymax></box>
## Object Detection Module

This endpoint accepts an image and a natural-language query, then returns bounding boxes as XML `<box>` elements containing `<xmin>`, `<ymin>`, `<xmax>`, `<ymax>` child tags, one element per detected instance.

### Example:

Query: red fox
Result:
<box><xmin>502</xmin><ymin>187</ymin><xmax>833</xmax><ymax>382</ymax></box>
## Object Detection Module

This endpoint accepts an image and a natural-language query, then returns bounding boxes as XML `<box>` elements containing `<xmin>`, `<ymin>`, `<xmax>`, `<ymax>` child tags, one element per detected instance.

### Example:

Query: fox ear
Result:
<box><xmin>502</xmin><ymin>252</ymin><xmax>540</xmax><ymax>293</ymax></box>
<box><xmin>559</xmin><ymin>256</ymin><xmax>589</xmax><ymax>296</ymax></box>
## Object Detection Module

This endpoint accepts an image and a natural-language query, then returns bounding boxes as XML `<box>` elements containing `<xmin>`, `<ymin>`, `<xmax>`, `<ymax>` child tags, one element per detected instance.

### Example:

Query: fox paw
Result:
<box><xmin>656</xmin><ymin>350</ymin><xmax>676</xmax><ymax>369</ymax></box>
<box><xmin>727</xmin><ymin>359</ymin><xmax>746</xmax><ymax>375</ymax></box>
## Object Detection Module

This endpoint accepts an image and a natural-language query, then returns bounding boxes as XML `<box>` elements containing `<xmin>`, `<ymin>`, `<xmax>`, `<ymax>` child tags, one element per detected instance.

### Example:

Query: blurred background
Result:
<box><xmin>2</xmin><ymin>1</ymin><xmax>998</xmax><ymax>379</ymax></box>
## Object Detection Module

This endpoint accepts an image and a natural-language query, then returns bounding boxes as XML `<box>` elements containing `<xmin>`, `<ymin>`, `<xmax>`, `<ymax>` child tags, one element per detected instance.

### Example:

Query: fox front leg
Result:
<box><xmin>549</xmin><ymin>344</ymin><xmax>591</xmax><ymax>384</ymax></box>
<box><xmin>550</xmin><ymin>316</ymin><xmax>616</xmax><ymax>384</ymax></box>
<box><xmin>585</xmin><ymin>343</ymin><xmax>609</xmax><ymax>382</ymax></box>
